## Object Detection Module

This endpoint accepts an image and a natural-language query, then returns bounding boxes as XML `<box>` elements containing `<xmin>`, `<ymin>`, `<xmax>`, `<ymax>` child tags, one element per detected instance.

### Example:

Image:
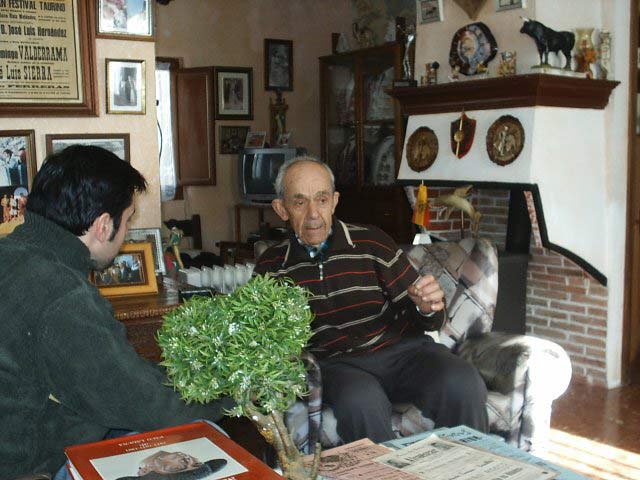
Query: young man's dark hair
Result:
<box><xmin>27</xmin><ymin>145</ymin><xmax>147</xmax><ymax>237</ymax></box>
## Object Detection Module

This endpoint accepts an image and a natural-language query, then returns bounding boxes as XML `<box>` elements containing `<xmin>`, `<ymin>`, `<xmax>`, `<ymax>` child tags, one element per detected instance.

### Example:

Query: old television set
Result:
<box><xmin>238</xmin><ymin>147</ymin><xmax>300</xmax><ymax>203</ymax></box>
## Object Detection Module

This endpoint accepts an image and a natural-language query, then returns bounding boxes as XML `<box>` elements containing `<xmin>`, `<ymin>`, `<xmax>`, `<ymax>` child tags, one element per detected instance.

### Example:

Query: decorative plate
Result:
<box><xmin>486</xmin><ymin>115</ymin><xmax>525</xmax><ymax>166</ymax></box>
<box><xmin>370</xmin><ymin>135</ymin><xmax>396</xmax><ymax>185</ymax></box>
<box><xmin>406</xmin><ymin>127</ymin><xmax>439</xmax><ymax>172</ymax></box>
<box><xmin>449</xmin><ymin>22</ymin><xmax>498</xmax><ymax>75</ymax></box>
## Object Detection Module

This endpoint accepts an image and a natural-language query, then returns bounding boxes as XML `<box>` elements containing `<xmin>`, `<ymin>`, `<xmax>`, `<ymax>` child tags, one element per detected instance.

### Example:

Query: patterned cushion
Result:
<box><xmin>406</xmin><ymin>238</ymin><xmax>499</xmax><ymax>350</ymax></box>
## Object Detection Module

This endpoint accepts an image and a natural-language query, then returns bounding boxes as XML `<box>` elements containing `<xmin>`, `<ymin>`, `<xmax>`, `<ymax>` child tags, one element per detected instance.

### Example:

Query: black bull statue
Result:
<box><xmin>520</xmin><ymin>18</ymin><xmax>575</xmax><ymax>69</ymax></box>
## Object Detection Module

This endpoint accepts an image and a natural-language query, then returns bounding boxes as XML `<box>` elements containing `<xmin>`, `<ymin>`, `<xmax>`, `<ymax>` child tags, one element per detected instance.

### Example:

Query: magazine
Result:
<box><xmin>64</xmin><ymin>421</ymin><xmax>281</xmax><ymax>480</ymax></box>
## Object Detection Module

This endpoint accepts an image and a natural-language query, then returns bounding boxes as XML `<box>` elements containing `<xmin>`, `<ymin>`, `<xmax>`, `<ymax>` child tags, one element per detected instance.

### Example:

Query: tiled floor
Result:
<box><xmin>544</xmin><ymin>381</ymin><xmax>640</xmax><ymax>480</ymax></box>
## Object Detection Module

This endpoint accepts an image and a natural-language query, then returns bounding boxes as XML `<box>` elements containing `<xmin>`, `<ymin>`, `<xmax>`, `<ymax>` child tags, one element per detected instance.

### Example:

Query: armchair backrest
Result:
<box><xmin>407</xmin><ymin>238</ymin><xmax>499</xmax><ymax>351</ymax></box>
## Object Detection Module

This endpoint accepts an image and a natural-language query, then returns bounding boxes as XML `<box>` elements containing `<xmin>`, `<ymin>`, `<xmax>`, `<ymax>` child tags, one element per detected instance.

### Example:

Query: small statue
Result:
<box><xmin>402</xmin><ymin>26</ymin><xmax>416</xmax><ymax>81</ymax></box>
<box><xmin>431</xmin><ymin>185</ymin><xmax>482</xmax><ymax>238</ymax></box>
<box><xmin>448</xmin><ymin>65</ymin><xmax>461</xmax><ymax>82</ymax></box>
<box><xmin>476</xmin><ymin>63</ymin><xmax>489</xmax><ymax>77</ymax></box>
<box><xmin>352</xmin><ymin>22</ymin><xmax>374</xmax><ymax>49</ymax></box>
<box><xmin>598</xmin><ymin>30</ymin><xmax>611</xmax><ymax>80</ymax></box>
<box><xmin>498</xmin><ymin>51</ymin><xmax>517</xmax><ymax>76</ymax></box>
<box><xmin>520</xmin><ymin>17</ymin><xmax>575</xmax><ymax>69</ymax></box>
<box><xmin>425</xmin><ymin>61</ymin><xmax>440</xmax><ymax>85</ymax></box>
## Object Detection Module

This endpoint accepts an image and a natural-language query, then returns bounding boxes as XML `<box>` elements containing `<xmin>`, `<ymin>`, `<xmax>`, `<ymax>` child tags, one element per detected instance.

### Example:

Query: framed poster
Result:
<box><xmin>45</xmin><ymin>133</ymin><xmax>130</xmax><ymax>162</ymax></box>
<box><xmin>417</xmin><ymin>0</ymin><xmax>444</xmax><ymax>24</ymax></box>
<box><xmin>0</xmin><ymin>130</ymin><xmax>36</xmax><ymax>235</ymax></box>
<box><xmin>495</xmin><ymin>0</ymin><xmax>526</xmax><ymax>11</ymax></box>
<box><xmin>91</xmin><ymin>242</ymin><xmax>158</xmax><ymax>297</ymax></box>
<box><xmin>96</xmin><ymin>0</ymin><xmax>154</xmax><ymax>41</ymax></box>
<box><xmin>219</xmin><ymin>125</ymin><xmax>249</xmax><ymax>154</ymax></box>
<box><xmin>106</xmin><ymin>59</ymin><xmax>146</xmax><ymax>114</ymax></box>
<box><xmin>0</xmin><ymin>0</ymin><xmax>98</xmax><ymax>116</ymax></box>
<box><xmin>264</xmin><ymin>39</ymin><xmax>293</xmax><ymax>91</ymax></box>
<box><xmin>215</xmin><ymin>67</ymin><xmax>253</xmax><ymax>120</ymax></box>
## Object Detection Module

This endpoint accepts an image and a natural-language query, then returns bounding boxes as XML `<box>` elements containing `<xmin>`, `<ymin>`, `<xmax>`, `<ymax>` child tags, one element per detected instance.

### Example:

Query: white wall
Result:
<box><xmin>408</xmin><ymin>0</ymin><xmax>631</xmax><ymax>386</ymax></box>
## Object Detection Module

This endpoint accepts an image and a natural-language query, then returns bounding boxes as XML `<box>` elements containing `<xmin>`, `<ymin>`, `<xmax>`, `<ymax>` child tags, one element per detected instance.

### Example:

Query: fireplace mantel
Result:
<box><xmin>389</xmin><ymin>74</ymin><xmax>620</xmax><ymax>286</ymax></box>
<box><xmin>388</xmin><ymin>73</ymin><xmax>619</xmax><ymax>116</ymax></box>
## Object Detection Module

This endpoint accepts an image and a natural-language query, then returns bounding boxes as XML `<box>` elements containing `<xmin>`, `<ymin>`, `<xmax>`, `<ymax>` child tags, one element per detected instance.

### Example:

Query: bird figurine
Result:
<box><xmin>431</xmin><ymin>185</ymin><xmax>482</xmax><ymax>238</ymax></box>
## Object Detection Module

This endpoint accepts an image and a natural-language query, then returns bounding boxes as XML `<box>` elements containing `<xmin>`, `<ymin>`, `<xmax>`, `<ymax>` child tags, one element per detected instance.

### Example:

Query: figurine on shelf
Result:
<box><xmin>448</xmin><ymin>65</ymin><xmax>461</xmax><ymax>82</ymax></box>
<box><xmin>476</xmin><ymin>63</ymin><xmax>489</xmax><ymax>77</ymax></box>
<box><xmin>498</xmin><ymin>51</ymin><xmax>517</xmax><ymax>76</ymax></box>
<box><xmin>574</xmin><ymin>28</ymin><xmax>597</xmax><ymax>78</ymax></box>
<box><xmin>520</xmin><ymin>17</ymin><xmax>575</xmax><ymax>70</ymax></box>
<box><xmin>352</xmin><ymin>21</ymin><xmax>374</xmax><ymax>49</ymax></box>
<box><xmin>598</xmin><ymin>30</ymin><xmax>611</xmax><ymax>80</ymax></box>
<box><xmin>425</xmin><ymin>61</ymin><xmax>440</xmax><ymax>85</ymax></box>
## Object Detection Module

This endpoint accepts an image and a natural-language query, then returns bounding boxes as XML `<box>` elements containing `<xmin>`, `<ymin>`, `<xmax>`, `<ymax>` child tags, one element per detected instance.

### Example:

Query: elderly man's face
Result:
<box><xmin>272</xmin><ymin>161</ymin><xmax>339</xmax><ymax>248</ymax></box>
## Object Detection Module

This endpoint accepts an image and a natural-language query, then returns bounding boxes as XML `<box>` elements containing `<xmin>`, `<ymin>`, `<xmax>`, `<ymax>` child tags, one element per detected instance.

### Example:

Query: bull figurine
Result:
<box><xmin>520</xmin><ymin>17</ymin><xmax>575</xmax><ymax>70</ymax></box>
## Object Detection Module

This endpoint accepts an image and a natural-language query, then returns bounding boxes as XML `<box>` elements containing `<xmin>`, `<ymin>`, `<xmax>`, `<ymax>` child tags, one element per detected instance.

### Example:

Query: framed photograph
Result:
<box><xmin>244</xmin><ymin>132</ymin><xmax>266</xmax><ymax>149</ymax></box>
<box><xmin>417</xmin><ymin>0</ymin><xmax>444</xmax><ymax>24</ymax></box>
<box><xmin>264</xmin><ymin>39</ymin><xmax>293</xmax><ymax>91</ymax></box>
<box><xmin>0</xmin><ymin>0</ymin><xmax>98</xmax><ymax>116</ymax></box>
<box><xmin>0</xmin><ymin>130</ymin><xmax>36</xmax><ymax>236</ymax></box>
<box><xmin>495</xmin><ymin>0</ymin><xmax>526</xmax><ymax>11</ymax></box>
<box><xmin>106</xmin><ymin>59</ymin><xmax>146</xmax><ymax>115</ymax></box>
<box><xmin>91</xmin><ymin>242</ymin><xmax>158</xmax><ymax>297</ymax></box>
<box><xmin>96</xmin><ymin>0</ymin><xmax>154</xmax><ymax>40</ymax></box>
<box><xmin>45</xmin><ymin>134</ymin><xmax>130</xmax><ymax>162</ymax></box>
<box><xmin>276</xmin><ymin>132</ymin><xmax>292</xmax><ymax>147</ymax></box>
<box><xmin>125</xmin><ymin>227</ymin><xmax>166</xmax><ymax>275</ymax></box>
<box><xmin>219</xmin><ymin>126</ymin><xmax>250</xmax><ymax>154</ymax></box>
<box><xmin>216</xmin><ymin>67</ymin><xmax>253</xmax><ymax>120</ymax></box>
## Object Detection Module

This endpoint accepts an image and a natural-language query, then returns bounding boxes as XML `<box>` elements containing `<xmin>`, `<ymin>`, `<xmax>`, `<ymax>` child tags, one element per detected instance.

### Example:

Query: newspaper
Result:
<box><xmin>304</xmin><ymin>438</ymin><xmax>420</xmax><ymax>480</ymax></box>
<box><xmin>384</xmin><ymin>426</ymin><xmax>587</xmax><ymax>480</ymax></box>
<box><xmin>374</xmin><ymin>435</ymin><xmax>557</xmax><ymax>480</ymax></box>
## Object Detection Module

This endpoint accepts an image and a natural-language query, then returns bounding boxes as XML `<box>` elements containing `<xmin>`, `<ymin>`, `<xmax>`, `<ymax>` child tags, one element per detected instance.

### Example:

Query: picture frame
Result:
<box><xmin>0</xmin><ymin>130</ymin><xmax>37</xmax><ymax>236</ymax></box>
<box><xmin>125</xmin><ymin>227</ymin><xmax>166</xmax><ymax>275</ymax></box>
<box><xmin>106</xmin><ymin>59</ymin><xmax>146</xmax><ymax>115</ymax></box>
<box><xmin>417</xmin><ymin>0</ymin><xmax>444</xmax><ymax>24</ymax></box>
<box><xmin>96</xmin><ymin>0</ymin><xmax>154</xmax><ymax>41</ymax></box>
<box><xmin>215</xmin><ymin>67</ymin><xmax>253</xmax><ymax>120</ymax></box>
<box><xmin>264</xmin><ymin>39</ymin><xmax>293</xmax><ymax>91</ymax></box>
<box><xmin>91</xmin><ymin>242</ymin><xmax>158</xmax><ymax>297</ymax></box>
<box><xmin>45</xmin><ymin>134</ymin><xmax>131</xmax><ymax>162</ymax></box>
<box><xmin>244</xmin><ymin>131</ymin><xmax>266</xmax><ymax>149</ymax></box>
<box><xmin>276</xmin><ymin>132</ymin><xmax>292</xmax><ymax>147</ymax></box>
<box><xmin>0</xmin><ymin>0</ymin><xmax>98</xmax><ymax>116</ymax></box>
<box><xmin>494</xmin><ymin>0</ymin><xmax>526</xmax><ymax>12</ymax></box>
<box><xmin>219</xmin><ymin>126</ymin><xmax>250</xmax><ymax>154</ymax></box>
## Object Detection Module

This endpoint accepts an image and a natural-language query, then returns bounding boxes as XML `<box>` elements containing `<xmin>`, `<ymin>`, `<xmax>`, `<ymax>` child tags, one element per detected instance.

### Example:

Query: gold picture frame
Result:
<box><xmin>91</xmin><ymin>242</ymin><xmax>158</xmax><ymax>297</ymax></box>
<box><xmin>95</xmin><ymin>0</ymin><xmax>155</xmax><ymax>41</ymax></box>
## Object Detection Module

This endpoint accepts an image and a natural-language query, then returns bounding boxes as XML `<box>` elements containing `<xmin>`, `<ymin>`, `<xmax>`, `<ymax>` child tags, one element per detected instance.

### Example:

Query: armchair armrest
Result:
<box><xmin>457</xmin><ymin>332</ymin><xmax>572</xmax><ymax>400</ymax></box>
<box><xmin>458</xmin><ymin>332</ymin><xmax>572</xmax><ymax>452</ymax></box>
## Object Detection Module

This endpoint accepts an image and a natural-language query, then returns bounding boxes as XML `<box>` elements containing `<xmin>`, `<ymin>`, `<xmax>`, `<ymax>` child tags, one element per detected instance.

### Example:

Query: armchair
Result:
<box><xmin>254</xmin><ymin>237</ymin><xmax>572</xmax><ymax>455</ymax></box>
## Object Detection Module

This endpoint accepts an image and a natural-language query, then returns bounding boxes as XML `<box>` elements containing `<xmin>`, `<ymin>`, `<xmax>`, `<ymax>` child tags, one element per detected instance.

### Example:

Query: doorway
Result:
<box><xmin>624</xmin><ymin>0</ymin><xmax>640</xmax><ymax>384</ymax></box>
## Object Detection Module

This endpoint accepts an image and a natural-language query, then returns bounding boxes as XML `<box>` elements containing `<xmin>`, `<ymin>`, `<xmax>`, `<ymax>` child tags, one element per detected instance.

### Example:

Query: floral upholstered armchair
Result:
<box><xmin>254</xmin><ymin>237</ymin><xmax>572</xmax><ymax>455</ymax></box>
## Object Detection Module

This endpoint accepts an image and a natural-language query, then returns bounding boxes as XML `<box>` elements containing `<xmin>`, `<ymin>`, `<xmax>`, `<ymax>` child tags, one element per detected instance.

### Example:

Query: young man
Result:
<box><xmin>0</xmin><ymin>146</ymin><xmax>232</xmax><ymax>478</ymax></box>
<box><xmin>255</xmin><ymin>157</ymin><xmax>488</xmax><ymax>443</ymax></box>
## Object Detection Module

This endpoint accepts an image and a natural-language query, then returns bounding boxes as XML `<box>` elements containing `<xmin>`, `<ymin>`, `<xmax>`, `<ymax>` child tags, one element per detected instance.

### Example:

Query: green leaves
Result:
<box><xmin>157</xmin><ymin>274</ymin><xmax>314</xmax><ymax>417</ymax></box>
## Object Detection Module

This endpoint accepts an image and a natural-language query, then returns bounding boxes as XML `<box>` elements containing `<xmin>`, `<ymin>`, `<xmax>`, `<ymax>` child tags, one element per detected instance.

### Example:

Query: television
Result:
<box><xmin>238</xmin><ymin>147</ymin><xmax>299</xmax><ymax>203</ymax></box>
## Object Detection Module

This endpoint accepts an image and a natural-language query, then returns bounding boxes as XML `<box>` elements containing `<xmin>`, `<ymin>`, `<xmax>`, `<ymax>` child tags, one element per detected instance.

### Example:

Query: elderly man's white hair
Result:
<box><xmin>273</xmin><ymin>156</ymin><xmax>335</xmax><ymax>199</ymax></box>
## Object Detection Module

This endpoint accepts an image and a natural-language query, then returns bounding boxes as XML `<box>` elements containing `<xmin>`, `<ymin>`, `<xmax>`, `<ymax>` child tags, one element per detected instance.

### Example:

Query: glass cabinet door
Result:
<box><xmin>361</xmin><ymin>52</ymin><xmax>396</xmax><ymax>187</ymax></box>
<box><xmin>325</xmin><ymin>60</ymin><xmax>357</xmax><ymax>189</ymax></box>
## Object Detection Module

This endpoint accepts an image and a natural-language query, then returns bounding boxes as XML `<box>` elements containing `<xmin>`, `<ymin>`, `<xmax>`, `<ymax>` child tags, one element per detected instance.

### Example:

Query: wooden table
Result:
<box><xmin>108</xmin><ymin>276</ymin><xmax>182</xmax><ymax>363</ymax></box>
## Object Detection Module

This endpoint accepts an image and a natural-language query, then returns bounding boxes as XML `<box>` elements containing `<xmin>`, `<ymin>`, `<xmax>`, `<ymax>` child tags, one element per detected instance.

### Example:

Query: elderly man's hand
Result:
<box><xmin>407</xmin><ymin>274</ymin><xmax>445</xmax><ymax>315</ymax></box>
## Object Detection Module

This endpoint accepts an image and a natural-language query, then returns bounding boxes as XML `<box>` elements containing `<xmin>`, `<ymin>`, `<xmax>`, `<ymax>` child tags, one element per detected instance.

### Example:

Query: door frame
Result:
<box><xmin>623</xmin><ymin>0</ymin><xmax>640</xmax><ymax>384</ymax></box>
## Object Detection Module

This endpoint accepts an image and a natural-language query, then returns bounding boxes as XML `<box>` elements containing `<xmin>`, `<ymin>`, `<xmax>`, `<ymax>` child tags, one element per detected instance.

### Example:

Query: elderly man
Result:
<box><xmin>255</xmin><ymin>157</ymin><xmax>488</xmax><ymax>443</ymax></box>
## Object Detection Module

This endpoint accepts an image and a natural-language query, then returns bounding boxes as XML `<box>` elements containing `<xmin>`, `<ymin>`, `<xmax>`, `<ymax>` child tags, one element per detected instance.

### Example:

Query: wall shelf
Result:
<box><xmin>387</xmin><ymin>73</ymin><xmax>620</xmax><ymax>116</ymax></box>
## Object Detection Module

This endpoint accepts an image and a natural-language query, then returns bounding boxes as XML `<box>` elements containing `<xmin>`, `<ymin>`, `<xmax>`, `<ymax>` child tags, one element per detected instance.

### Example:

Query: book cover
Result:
<box><xmin>64</xmin><ymin>421</ymin><xmax>281</xmax><ymax>480</ymax></box>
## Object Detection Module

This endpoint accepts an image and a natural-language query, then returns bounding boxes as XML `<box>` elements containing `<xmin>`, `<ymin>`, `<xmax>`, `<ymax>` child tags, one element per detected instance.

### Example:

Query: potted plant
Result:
<box><xmin>157</xmin><ymin>274</ymin><xmax>321</xmax><ymax>480</ymax></box>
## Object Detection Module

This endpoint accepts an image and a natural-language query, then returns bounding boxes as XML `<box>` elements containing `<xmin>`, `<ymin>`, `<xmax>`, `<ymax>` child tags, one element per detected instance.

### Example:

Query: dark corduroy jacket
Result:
<box><xmin>0</xmin><ymin>212</ymin><xmax>231</xmax><ymax>476</ymax></box>
<box><xmin>255</xmin><ymin>219</ymin><xmax>443</xmax><ymax>359</ymax></box>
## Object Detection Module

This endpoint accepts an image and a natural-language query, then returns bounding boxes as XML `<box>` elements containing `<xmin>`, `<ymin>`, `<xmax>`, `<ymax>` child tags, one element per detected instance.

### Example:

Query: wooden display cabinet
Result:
<box><xmin>319</xmin><ymin>42</ymin><xmax>414</xmax><ymax>244</ymax></box>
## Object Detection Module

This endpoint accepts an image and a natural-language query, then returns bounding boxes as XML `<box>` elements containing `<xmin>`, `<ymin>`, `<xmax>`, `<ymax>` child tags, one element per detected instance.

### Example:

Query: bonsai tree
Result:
<box><xmin>157</xmin><ymin>274</ymin><xmax>320</xmax><ymax>480</ymax></box>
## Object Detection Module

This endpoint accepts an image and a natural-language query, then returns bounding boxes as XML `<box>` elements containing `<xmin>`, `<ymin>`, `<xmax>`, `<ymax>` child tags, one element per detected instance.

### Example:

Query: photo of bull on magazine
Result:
<box><xmin>64</xmin><ymin>421</ymin><xmax>281</xmax><ymax>480</ymax></box>
<box><xmin>90</xmin><ymin>437</ymin><xmax>246</xmax><ymax>479</ymax></box>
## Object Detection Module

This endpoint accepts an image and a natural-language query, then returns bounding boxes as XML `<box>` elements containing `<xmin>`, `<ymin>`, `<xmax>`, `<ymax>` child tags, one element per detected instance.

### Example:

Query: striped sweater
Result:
<box><xmin>255</xmin><ymin>219</ymin><xmax>442</xmax><ymax>359</ymax></box>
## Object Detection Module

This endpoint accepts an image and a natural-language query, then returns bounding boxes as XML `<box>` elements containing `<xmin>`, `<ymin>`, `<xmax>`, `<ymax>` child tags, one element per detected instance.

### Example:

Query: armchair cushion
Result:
<box><xmin>406</xmin><ymin>238</ymin><xmax>498</xmax><ymax>350</ymax></box>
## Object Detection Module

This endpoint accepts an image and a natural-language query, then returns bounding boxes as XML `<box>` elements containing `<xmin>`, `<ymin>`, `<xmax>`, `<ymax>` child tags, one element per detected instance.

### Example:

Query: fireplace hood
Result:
<box><xmin>389</xmin><ymin>74</ymin><xmax>619</xmax><ymax>285</ymax></box>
